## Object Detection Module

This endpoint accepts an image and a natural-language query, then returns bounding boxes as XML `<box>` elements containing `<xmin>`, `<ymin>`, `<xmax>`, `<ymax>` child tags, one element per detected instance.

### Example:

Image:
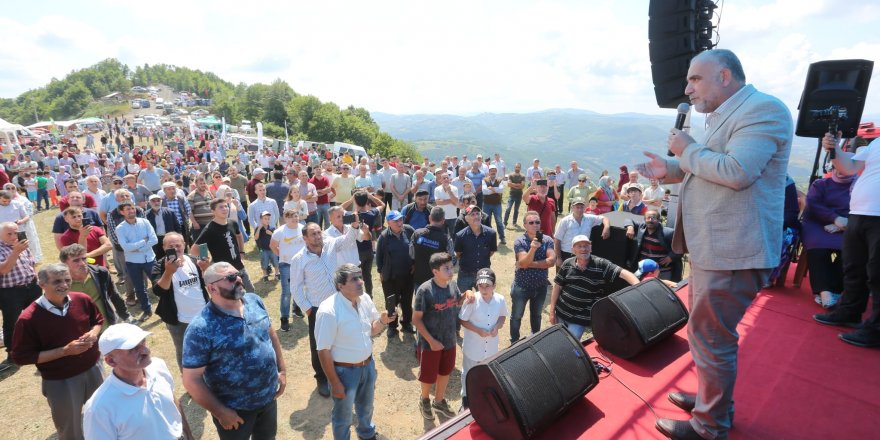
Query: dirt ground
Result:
<box><xmin>0</xmin><ymin>183</ymin><xmax>556</xmax><ymax>440</ymax></box>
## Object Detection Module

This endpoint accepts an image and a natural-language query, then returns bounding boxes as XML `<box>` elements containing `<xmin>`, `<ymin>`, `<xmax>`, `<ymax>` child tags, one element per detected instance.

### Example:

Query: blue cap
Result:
<box><xmin>635</xmin><ymin>259</ymin><xmax>659</xmax><ymax>278</ymax></box>
<box><xmin>386</xmin><ymin>210</ymin><xmax>404</xmax><ymax>222</ymax></box>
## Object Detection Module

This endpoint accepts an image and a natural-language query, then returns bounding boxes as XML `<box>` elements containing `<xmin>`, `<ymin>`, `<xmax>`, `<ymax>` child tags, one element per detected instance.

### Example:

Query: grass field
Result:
<box><xmin>0</xmin><ymin>196</ymin><xmax>562</xmax><ymax>439</ymax></box>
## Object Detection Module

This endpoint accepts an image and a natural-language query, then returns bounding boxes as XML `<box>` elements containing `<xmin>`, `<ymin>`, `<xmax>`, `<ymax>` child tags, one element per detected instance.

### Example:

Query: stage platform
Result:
<box><xmin>430</xmin><ymin>264</ymin><xmax>880</xmax><ymax>440</ymax></box>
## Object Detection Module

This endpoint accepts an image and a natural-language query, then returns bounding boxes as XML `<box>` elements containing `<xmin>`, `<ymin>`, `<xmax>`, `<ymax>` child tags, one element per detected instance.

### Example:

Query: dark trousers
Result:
<box><xmin>240</xmin><ymin>198</ymin><xmax>252</xmax><ymax>235</ymax></box>
<box><xmin>382</xmin><ymin>274</ymin><xmax>413</xmax><ymax>329</ymax></box>
<box><xmin>359</xmin><ymin>250</ymin><xmax>374</xmax><ymax>297</ymax></box>
<box><xmin>837</xmin><ymin>214</ymin><xmax>880</xmax><ymax>330</ymax></box>
<box><xmin>806</xmin><ymin>248</ymin><xmax>844</xmax><ymax>294</ymax></box>
<box><xmin>556</xmin><ymin>184</ymin><xmax>565</xmax><ymax>214</ymax></box>
<box><xmin>0</xmin><ymin>280</ymin><xmax>40</xmax><ymax>355</ymax></box>
<box><xmin>213</xmin><ymin>399</ymin><xmax>277</xmax><ymax>440</ymax></box>
<box><xmin>307</xmin><ymin>307</ymin><xmax>327</xmax><ymax>383</ymax></box>
<box><xmin>153</xmin><ymin>235</ymin><xmax>166</xmax><ymax>261</ymax></box>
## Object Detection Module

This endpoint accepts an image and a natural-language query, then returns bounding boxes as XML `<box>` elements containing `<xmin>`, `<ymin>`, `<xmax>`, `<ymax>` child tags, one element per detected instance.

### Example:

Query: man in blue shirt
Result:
<box><xmin>454</xmin><ymin>205</ymin><xmax>497</xmax><ymax>292</ymax></box>
<box><xmin>182</xmin><ymin>262</ymin><xmax>286</xmax><ymax>440</ymax></box>
<box><xmin>115</xmin><ymin>201</ymin><xmax>158</xmax><ymax>321</ymax></box>
<box><xmin>465</xmin><ymin>162</ymin><xmax>485</xmax><ymax>208</ymax></box>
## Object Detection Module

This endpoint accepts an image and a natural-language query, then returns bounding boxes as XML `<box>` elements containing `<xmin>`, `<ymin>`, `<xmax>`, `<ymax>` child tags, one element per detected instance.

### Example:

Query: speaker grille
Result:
<box><xmin>471</xmin><ymin>325</ymin><xmax>598</xmax><ymax>439</ymax></box>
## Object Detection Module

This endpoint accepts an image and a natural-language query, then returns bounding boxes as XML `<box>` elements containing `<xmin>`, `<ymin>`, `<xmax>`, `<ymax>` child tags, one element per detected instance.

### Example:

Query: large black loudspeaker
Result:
<box><xmin>467</xmin><ymin>324</ymin><xmax>599</xmax><ymax>440</ymax></box>
<box><xmin>592</xmin><ymin>278</ymin><xmax>689</xmax><ymax>359</ymax></box>
<box><xmin>795</xmin><ymin>59</ymin><xmax>874</xmax><ymax>138</ymax></box>
<box><xmin>649</xmin><ymin>0</ymin><xmax>717</xmax><ymax>108</ymax></box>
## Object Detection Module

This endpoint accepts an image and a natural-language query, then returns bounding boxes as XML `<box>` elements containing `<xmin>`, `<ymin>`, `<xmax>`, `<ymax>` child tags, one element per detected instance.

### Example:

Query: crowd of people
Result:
<box><xmin>0</xmin><ymin>48</ymin><xmax>876</xmax><ymax>440</ymax></box>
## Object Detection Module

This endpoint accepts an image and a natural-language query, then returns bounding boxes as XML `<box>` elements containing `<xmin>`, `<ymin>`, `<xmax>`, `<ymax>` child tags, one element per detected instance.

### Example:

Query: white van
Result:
<box><xmin>331</xmin><ymin>142</ymin><xmax>367</xmax><ymax>159</ymax></box>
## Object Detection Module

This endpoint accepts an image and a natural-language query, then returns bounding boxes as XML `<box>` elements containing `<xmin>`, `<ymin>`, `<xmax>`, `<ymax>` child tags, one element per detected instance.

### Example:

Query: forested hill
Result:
<box><xmin>0</xmin><ymin>59</ymin><xmax>417</xmax><ymax>159</ymax></box>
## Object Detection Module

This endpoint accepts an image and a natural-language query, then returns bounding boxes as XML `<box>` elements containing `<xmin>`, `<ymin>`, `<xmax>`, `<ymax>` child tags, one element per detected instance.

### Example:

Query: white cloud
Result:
<box><xmin>0</xmin><ymin>0</ymin><xmax>878</xmax><ymax>119</ymax></box>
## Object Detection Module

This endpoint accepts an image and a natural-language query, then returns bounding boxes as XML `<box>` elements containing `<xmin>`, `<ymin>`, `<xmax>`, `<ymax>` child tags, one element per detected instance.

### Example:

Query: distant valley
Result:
<box><xmin>372</xmin><ymin>109</ymin><xmax>873</xmax><ymax>190</ymax></box>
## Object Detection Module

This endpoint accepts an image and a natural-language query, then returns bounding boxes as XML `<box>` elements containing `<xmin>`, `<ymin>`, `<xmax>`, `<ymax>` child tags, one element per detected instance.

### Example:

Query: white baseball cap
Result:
<box><xmin>98</xmin><ymin>323</ymin><xmax>151</xmax><ymax>356</ymax></box>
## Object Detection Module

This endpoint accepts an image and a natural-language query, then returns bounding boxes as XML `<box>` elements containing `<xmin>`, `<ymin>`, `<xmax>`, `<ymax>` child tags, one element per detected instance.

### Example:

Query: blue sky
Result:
<box><xmin>1</xmin><ymin>0</ymin><xmax>878</xmax><ymax>117</ymax></box>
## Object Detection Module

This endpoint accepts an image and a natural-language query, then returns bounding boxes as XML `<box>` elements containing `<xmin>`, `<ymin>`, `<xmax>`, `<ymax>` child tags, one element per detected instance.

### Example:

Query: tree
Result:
<box><xmin>287</xmin><ymin>95</ymin><xmax>322</xmax><ymax>135</ymax></box>
<box><xmin>50</xmin><ymin>81</ymin><xmax>92</xmax><ymax>119</ymax></box>
<box><xmin>307</xmin><ymin>102</ymin><xmax>341</xmax><ymax>142</ymax></box>
<box><xmin>264</xmin><ymin>79</ymin><xmax>294</xmax><ymax>126</ymax></box>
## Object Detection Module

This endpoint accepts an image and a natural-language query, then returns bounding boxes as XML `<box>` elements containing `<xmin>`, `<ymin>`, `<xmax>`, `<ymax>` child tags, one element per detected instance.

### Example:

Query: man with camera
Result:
<box><xmin>151</xmin><ymin>232</ymin><xmax>210</xmax><ymax>369</ymax></box>
<box><xmin>522</xmin><ymin>178</ymin><xmax>558</xmax><ymax>237</ymax></box>
<box><xmin>0</xmin><ymin>222</ymin><xmax>40</xmax><ymax>370</ymax></box>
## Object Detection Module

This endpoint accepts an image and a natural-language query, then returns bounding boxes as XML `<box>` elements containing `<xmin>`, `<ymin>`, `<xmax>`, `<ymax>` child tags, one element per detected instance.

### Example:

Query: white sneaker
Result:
<box><xmin>820</xmin><ymin>291</ymin><xmax>841</xmax><ymax>309</ymax></box>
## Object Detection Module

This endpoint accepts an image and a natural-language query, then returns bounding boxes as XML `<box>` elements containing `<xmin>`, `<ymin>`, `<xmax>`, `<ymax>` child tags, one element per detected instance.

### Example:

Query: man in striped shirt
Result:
<box><xmin>548</xmin><ymin>234</ymin><xmax>638</xmax><ymax>342</ymax></box>
<box><xmin>624</xmin><ymin>210</ymin><xmax>682</xmax><ymax>282</ymax></box>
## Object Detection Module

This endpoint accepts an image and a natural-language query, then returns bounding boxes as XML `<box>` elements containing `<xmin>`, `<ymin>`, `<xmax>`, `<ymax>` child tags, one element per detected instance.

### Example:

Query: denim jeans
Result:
<box><xmin>279</xmin><ymin>263</ymin><xmax>293</xmax><ymax>320</ymax></box>
<box><xmin>483</xmin><ymin>203</ymin><xmax>504</xmax><ymax>240</ymax></box>
<box><xmin>559</xmin><ymin>317</ymin><xmax>588</xmax><ymax>342</ymax></box>
<box><xmin>504</xmin><ymin>195</ymin><xmax>522</xmax><ymax>226</ymax></box>
<box><xmin>36</xmin><ymin>188</ymin><xmax>50</xmax><ymax>210</ymax></box>
<box><xmin>457</xmin><ymin>272</ymin><xmax>477</xmax><ymax>293</ymax></box>
<box><xmin>125</xmin><ymin>260</ymin><xmax>155</xmax><ymax>314</ymax></box>
<box><xmin>331</xmin><ymin>360</ymin><xmax>377</xmax><ymax>440</ymax></box>
<box><xmin>316</xmin><ymin>203</ymin><xmax>331</xmax><ymax>229</ymax></box>
<box><xmin>259</xmin><ymin>249</ymin><xmax>279</xmax><ymax>271</ymax></box>
<box><xmin>509</xmin><ymin>284</ymin><xmax>548</xmax><ymax>343</ymax></box>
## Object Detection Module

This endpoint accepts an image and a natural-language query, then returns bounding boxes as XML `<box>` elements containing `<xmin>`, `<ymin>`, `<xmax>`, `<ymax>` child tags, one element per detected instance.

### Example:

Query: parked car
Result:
<box><xmin>131</xmin><ymin>100</ymin><xmax>141</xmax><ymax>109</ymax></box>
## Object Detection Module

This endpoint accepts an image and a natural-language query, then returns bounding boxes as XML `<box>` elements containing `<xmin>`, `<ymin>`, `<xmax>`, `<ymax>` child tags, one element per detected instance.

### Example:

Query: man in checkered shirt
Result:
<box><xmin>0</xmin><ymin>222</ymin><xmax>41</xmax><ymax>370</ymax></box>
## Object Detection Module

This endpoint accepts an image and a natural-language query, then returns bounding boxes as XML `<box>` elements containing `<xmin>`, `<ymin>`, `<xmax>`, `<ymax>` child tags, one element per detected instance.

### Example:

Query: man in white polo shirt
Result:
<box><xmin>83</xmin><ymin>323</ymin><xmax>192</xmax><ymax>439</ymax></box>
<box><xmin>553</xmin><ymin>197</ymin><xmax>610</xmax><ymax>265</ymax></box>
<box><xmin>315</xmin><ymin>264</ymin><xmax>394</xmax><ymax>440</ymax></box>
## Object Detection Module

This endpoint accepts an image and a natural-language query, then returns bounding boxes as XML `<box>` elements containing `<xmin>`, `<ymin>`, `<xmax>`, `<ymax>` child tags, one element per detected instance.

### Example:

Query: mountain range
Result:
<box><xmin>372</xmin><ymin>109</ymin><xmax>876</xmax><ymax>190</ymax></box>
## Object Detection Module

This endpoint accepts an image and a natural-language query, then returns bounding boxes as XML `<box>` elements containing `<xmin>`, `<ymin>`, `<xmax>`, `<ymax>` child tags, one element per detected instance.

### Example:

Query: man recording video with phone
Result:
<box><xmin>636</xmin><ymin>49</ymin><xmax>792</xmax><ymax>440</ymax></box>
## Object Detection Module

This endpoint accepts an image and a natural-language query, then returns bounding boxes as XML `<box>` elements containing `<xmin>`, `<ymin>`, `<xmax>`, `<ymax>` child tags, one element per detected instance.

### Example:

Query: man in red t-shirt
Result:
<box><xmin>309</xmin><ymin>166</ymin><xmax>332</xmax><ymax>229</ymax></box>
<box><xmin>58</xmin><ymin>207</ymin><xmax>112</xmax><ymax>266</ymax></box>
<box><xmin>522</xmin><ymin>180</ymin><xmax>558</xmax><ymax>237</ymax></box>
<box><xmin>58</xmin><ymin>179</ymin><xmax>97</xmax><ymax>211</ymax></box>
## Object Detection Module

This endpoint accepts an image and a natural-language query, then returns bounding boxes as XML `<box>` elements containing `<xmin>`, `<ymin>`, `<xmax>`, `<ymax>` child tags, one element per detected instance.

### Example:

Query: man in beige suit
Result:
<box><xmin>638</xmin><ymin>49</ymin><xmax>793</xmax><ymax>439</ymax></box>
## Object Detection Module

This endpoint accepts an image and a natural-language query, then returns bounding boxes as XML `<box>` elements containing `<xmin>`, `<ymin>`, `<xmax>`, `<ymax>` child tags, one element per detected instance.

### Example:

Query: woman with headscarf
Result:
<box><xmin>592</xmin><ymin>175</ymin><xmax>619</xmax><ymax>215</ymax></box>
<box><xmin>801</xmin><ymin>166</ymin><xmax>854</xmax><ymax>308</ymax></box>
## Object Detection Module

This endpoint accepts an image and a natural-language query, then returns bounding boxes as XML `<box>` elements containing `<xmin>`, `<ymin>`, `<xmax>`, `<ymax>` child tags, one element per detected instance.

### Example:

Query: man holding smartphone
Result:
<box><xmin>522</xmin><ymin>179</ymin><xmax>558</xmax><ymax>237</ymax></box>
<box><xmin>509</xmin><ymin>211</ymin><xmax>555</xmax><ymax>344</ymax></box>
<box><xmin>0</xmin><ymin>222</ymin><xmax>40</xmax><ymax>371</ymax></box>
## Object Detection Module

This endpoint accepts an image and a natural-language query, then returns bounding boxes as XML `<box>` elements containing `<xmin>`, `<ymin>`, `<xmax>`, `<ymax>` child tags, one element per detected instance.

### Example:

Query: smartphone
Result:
<box><xmin>82</xmin><ymin>217</ymin><xmax>93</xmax><ymax>226</ymax></box>
<box><xmin>198</xmin><ymin>243</ymin><xmax>209</xmax><ymax>260</ymax></box>
<box><xmin>386</xmin><ymin>294</ymin><xmax>398</xmax><ymax>313</ymax></box>
<box><xmin>536</xmin><ymin>179</ymin><xmax>548</xmax><ymax>186</ymax></box>
<box><xmin>165</xmin><ymin>248</ymin><xmax>178</xmax><ymax>261</ymax></box>
<box><xmin>17</xmin><ymin>231</ymin><xmax>28</xmax><ymax>242</ymax></box>
<box><xmin>535</xmin><ymin>231</ymin><xmax>544</xmax><ymax>242</ymax></box>
<box><xmin>342</xmin><ymin>213</ymin><xmax>356</xmax><ymax>225</ymax></box>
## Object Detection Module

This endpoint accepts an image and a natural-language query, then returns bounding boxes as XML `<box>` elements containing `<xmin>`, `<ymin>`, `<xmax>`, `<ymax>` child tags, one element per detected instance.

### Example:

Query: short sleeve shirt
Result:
<box><xmin>414</xmin><ymin>279</ymin><xmax>461</xmax><ymax>350</ymax></box>
<box><xmin>513</xmin><ymin>233</ymin><xmax>554</xmax><ymax>290</ymax></box>
<box><xmin>553</xmin><ymin>256</ymin><xmax>622</xmax><ymax>326</ymax></box>
<box><xmin>181</xmin><ymin>293</ymin><xmax>278</xmax><ymax>411</ymax></box>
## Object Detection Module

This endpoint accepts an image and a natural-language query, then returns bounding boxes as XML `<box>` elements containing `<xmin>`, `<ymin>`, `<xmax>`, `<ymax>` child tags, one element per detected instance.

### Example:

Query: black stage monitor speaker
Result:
<box><xmin>467</xmin><ymin>324</ymin><xmax>599</xmax><ymax>440</ymax></box>
<box><xmin>795</xmin><ymin>59</ymin><xmax>874</xmax><ymax>139</ymax></box>
<box><xmin>592</xmin><ymin>278</ymin><xmax>689</xmax><ymax>359</ymax></box>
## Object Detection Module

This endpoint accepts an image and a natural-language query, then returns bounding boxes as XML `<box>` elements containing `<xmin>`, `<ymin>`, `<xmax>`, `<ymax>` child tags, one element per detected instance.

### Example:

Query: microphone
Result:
<box><xmin>668</xmin><ymin>102</ymin><xmax>690</xmax><ymax>157</ymax></box>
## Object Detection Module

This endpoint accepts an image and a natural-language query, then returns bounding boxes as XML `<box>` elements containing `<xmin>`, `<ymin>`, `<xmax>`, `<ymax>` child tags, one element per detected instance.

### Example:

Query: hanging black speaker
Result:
<box><xmin>592</xmin><ymin>278</ymin><xmax>689</xmax><ymax>359</ymax></box>
<box><xmin>466</xmin><ymin>324</ymin><xmax>599</xmax><ymax>440</ymax></box>
<box><xmin>648</xmin><ymin>0</ymin><xmax>718</xmax><ymax>108</ymax></box>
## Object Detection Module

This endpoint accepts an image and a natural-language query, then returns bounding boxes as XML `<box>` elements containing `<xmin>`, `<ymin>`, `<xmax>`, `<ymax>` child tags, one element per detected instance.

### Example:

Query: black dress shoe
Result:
<box><xmin>400</xmin><ymin>324</ymin><xmax>417</xmax><ymax>334</ymax></box>
<box><xmin>839</xmin><ymin>328</ymin><xmax>880</xmax><ymax>348</ymax></box>
<box><xmin>813</xmin><ymin>311</ymin><xmax>861</xmax><ymax>328</ymax></box>
<box><xmin>655</xmin><ymin>418</ymin><xmax>705</xmax><ymax>440</ymax></box>
<box><xmin>668</xmin><ymin>392</ymin><xmax>696</xmax><ymax>412</ymax></box>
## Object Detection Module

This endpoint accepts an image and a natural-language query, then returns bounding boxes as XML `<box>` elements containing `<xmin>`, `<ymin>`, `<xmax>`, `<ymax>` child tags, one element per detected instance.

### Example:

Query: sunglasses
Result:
<box><xmin>526</xmin><ymin>220</ymin><xmax>541</xmax><ymax>225</ymax></box>
<box><xmin>578</xmin><ymin>179</ymin><xmax>586</xmax><ymax>182</ymax></box>
<box><xmin>210</xmin><ymin>272</ymin><xmax>240</xmax><ymax>284</ymax></box>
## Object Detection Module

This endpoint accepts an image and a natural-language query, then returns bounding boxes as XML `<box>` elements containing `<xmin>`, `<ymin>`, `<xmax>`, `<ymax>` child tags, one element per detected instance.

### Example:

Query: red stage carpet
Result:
<box><xmin>442</xmin><ymin>265</ymin><xmax>880</xmax><ymax>440</ymax></box>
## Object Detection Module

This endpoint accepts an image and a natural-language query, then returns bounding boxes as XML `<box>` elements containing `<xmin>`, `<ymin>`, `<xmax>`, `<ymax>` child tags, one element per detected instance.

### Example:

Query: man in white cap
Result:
<box><xmin>83</xmin><ymin>323</ymin><xmax>192</xmax><ymax>439</ymax></box>
<box><xmin>548</xmin><ymin>234</ymin><xmax>639</xmax><ymax>341</ymax></box>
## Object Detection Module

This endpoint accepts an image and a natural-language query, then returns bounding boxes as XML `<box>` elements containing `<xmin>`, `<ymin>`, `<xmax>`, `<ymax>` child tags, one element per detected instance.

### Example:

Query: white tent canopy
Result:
<box><xmin>1</xmin><ymin>116</ymin><xmax>36</xmax><ymax>153</ymax></box>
